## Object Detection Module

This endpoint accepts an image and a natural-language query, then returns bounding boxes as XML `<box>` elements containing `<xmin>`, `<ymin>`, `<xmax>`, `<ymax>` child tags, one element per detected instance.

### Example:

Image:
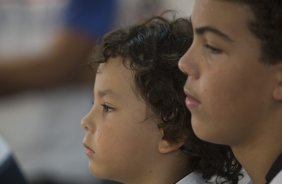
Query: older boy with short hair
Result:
<box><xmin>179</xmin><ymin>0</ymin><xmax>282</xmax><ymax>183</ymax></box>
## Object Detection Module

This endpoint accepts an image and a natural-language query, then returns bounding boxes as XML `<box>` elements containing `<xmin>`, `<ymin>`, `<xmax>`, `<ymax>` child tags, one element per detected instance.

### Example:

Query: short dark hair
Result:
<box><xmin>227</xmin><ymin>0</ymin><xmax>282</xmax><ymax>64</ymax></box>
<box><xmin>93</xmin><ymin>16</ymin><xmax>241</xmax><ymax>183</ymax></box>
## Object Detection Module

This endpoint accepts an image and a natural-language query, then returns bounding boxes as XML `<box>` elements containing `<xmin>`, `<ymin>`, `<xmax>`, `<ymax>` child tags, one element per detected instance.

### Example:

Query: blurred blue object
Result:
<box><xmin>65</xmin><ymin>0</ymin><xmax>117</xmax><ymax>38</ymax></box>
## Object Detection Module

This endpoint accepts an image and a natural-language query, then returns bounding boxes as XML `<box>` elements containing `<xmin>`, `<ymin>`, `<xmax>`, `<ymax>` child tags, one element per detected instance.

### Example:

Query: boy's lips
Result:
<box><xmin>83</xmin><ymin>143</ymin><xmax>95</xmax><ymax>156</ymax></box>
<box><xmin>184</xmin><ymin>90</ymin><xmax>201</xmax><ymax>109</ymax></box>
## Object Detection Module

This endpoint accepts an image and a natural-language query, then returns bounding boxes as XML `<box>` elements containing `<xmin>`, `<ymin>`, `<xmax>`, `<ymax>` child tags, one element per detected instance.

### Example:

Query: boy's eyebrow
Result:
<box><xmin>195</xmin><ymin>26</ymin><xmax>234</xmax><ymax>42</ymax></box>
<box><xmin>97</xmin><ymin>89</ymin><xmax>118</xmax><ymax>98</ymax></box>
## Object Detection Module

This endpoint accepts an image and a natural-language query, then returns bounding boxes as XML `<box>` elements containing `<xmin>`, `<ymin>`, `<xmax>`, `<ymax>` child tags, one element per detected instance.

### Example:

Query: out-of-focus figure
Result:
<box><xmin>160</xmin><ymin>0</ymin><xmax>194</xmax><ymax>17</ymax></box>
<box><xmin>0</xmin><ymin>135</ymin><xmax>27</xmax><ymax>184</ymax></box>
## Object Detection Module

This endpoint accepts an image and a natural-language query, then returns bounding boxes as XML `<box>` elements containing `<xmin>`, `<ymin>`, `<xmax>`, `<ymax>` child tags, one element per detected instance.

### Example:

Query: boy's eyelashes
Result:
<box><xmin>101</xmin><ymin>103</ymin><xmax>115</xmax><ymax>113</ymax></box>
<box><xmin>90</xmin><ymin>100</ymin><xmax>115</xmax><ymax>113</ymax></box>
<box><xmin>204</xmin><ymin>44</ymin><xmax>223</xmax><ymax>54</ymax></box>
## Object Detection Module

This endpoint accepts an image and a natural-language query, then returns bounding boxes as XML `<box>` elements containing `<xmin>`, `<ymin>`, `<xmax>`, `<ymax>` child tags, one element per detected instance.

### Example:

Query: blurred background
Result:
<box><xmin>0</xmin><ymin>0</ymin><xmax>193</xmax><ymax>183</ymax></box>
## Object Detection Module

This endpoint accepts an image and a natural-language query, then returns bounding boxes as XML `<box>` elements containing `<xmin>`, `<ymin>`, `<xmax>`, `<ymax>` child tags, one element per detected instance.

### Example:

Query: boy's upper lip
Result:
<box><xmin>83</xmin><ymin>142</ymin><xmax>95</xmax><ymax>153</ymax></box>
<box><xmin>184</xmin><ymin>88</ymin><xmax>200</xmax><ymax>103</ymax></box>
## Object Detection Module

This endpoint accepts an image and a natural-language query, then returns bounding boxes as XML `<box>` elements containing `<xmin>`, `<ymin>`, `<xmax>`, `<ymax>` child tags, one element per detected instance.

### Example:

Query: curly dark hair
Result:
<box><xmin>92</xmin><ymin>16</ymin><xmax>242</xmax><ymax>183</ymax></box>
<box><xmin>227</xmin><ymin>0</ymin><xmax>282</xmax><ymax>64</ymax></box>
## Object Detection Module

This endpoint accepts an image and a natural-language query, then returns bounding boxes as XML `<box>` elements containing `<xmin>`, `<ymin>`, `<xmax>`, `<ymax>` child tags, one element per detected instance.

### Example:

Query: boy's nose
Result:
<box><xmin>178</xmin><ymin>46</ymin><xmax>200</xmax><ymax>80</ymax></box>
<box><xmin>81</xmin><ymin>115</ymin><xmax>89</xmax><ymax>131</ymax></box>
<box><xmin>81</xmin><ymin>112</ymin><xmax>94</xmax><ymax>133</ymax></box>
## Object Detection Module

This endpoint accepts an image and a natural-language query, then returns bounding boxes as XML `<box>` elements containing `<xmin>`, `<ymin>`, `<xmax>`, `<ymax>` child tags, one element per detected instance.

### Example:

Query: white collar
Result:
<box><xmin>270</xmin><ymin>170</ymin><xmax>282</xmax><ymax>184</ymax></box>
<box><xmin>176</xmin><ymin>172</ymin><xmax>205</xmax><ymax>184</ymax></box>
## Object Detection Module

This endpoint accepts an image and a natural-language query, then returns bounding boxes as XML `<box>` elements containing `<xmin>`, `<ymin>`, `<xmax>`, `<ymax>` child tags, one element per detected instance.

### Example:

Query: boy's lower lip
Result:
<box><xmin>185</xmin><ymin>95</ymin><xmax>200</xmax><ymax>109</ymax></box>
<box><xmin>85</xmin><ymin>147</ymin><xmax>95</xmax><ymax>156</ymax></box>
<box><xmin>83</xmin><ymin>143</ymin><xmax>95</xmax><ymax>156</ymax></box>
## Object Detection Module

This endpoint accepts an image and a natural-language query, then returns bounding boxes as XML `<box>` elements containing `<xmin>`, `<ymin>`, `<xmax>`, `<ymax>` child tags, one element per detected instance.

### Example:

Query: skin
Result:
<box><xmin>178</xmin><ymin>0</ymin><xmax>282</xmax><ymax>183</ymax></box>
<box><xmin>82</xmin><ymin>57</ymin><xmax>188</xmax><ymax>184</ymax></box>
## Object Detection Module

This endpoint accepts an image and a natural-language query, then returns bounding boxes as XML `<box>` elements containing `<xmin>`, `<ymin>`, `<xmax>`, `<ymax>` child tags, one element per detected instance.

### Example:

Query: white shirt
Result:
<box><xmin>176</xmin><ymin>172</ymin><xmax>205</xmax><ymax>184</ymax></box>
<box><xmin>176</xmin><ymin>170</ymin><xmax>252</xmax><ymax>184</ymax></box>
<box><xmin>270</xmin><ymin>170</ymin><xmax>282</xmax><ymax>184</ymax></box>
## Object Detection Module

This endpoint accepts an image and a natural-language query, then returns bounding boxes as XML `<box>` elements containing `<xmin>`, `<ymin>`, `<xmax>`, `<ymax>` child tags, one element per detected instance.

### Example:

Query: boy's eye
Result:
<box><xmin>204</xmin><ymin>44</ymin><xmax>223</xmax><ymax>54</ymax></box>
<box><xmin>101</xmin><ymin>103</ymin><xmax>114</xmax><ymax>113</ymax></box>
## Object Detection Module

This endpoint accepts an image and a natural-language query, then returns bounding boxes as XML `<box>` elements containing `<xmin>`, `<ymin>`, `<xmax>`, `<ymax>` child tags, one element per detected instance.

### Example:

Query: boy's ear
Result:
<box><xmin>273</xmin><ymin>64</ymin><xmax>282</xmax><ymax>101</ymax></box>
<box><xmin>158</xmin><ymin>130</ymin><xmax>186</xmax><ymax>154</ymax></box>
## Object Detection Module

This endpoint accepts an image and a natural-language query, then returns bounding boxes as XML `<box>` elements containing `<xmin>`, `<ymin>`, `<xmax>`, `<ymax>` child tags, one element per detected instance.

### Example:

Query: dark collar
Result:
<box><xmin>266</xmin><ymin>153</ymin><xmax>282</xmax><ymax>184</ymax></box>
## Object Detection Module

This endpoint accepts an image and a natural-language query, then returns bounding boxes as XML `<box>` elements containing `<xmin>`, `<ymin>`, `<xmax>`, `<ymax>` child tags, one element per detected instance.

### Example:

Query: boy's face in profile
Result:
<box><xmin>179</xmin><ymin>0</ymin><xmax>277</xmax><ymax>146</ymax></box>
<box><xmin>81</xmin><ymin>57</ymin><xmax>163</xmax><ymax>182</ymax></box>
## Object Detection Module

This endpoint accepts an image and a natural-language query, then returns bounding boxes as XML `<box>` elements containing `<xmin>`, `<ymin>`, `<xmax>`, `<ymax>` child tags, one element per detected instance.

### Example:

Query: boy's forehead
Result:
<box><xmin>97</xmin><ymin>57</ymin><xmax>131</xmax><ymax>72</ymax></box>
<box><xmin>192</xmin><ymin>0</ymin><xmax>256</xmax><ymax>40</ymax></box>
<box><xmin>192</xmin><ymin>0</ymin><xmax>255</xmax><ymax>22</ymax></box>
<box><xmin>95</xmin><ymin>58</ymin><xmax>137</xmax><ymax>94</ymax></box>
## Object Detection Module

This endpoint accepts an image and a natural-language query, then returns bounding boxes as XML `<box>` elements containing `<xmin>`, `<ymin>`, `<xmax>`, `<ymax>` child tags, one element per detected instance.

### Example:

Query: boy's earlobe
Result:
<box><xmin>158</xmin><ymin>139</ymin><xmax>185</xmax><ymax>154</ymax></box>
<box><xmin>273</xmin><ymin>64</ymin><xmax>282</xmax><ymax>101</ymax></box>
<box><xmin>158</xmin><ymin>130</ymin><xmax>186</xmax><ymax>154</ymax></box>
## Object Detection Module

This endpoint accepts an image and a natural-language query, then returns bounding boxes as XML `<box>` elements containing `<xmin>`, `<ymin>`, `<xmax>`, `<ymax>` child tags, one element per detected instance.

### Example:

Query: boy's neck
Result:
<box><xmin>232</xmin><ymin>118</ymin><xmax>282</xmax><ymax>184</ymax></box>
<box><xmin>125</xmin><ymin>151</ymin><xmax>190</xmax><ymax>184</ymax></box>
